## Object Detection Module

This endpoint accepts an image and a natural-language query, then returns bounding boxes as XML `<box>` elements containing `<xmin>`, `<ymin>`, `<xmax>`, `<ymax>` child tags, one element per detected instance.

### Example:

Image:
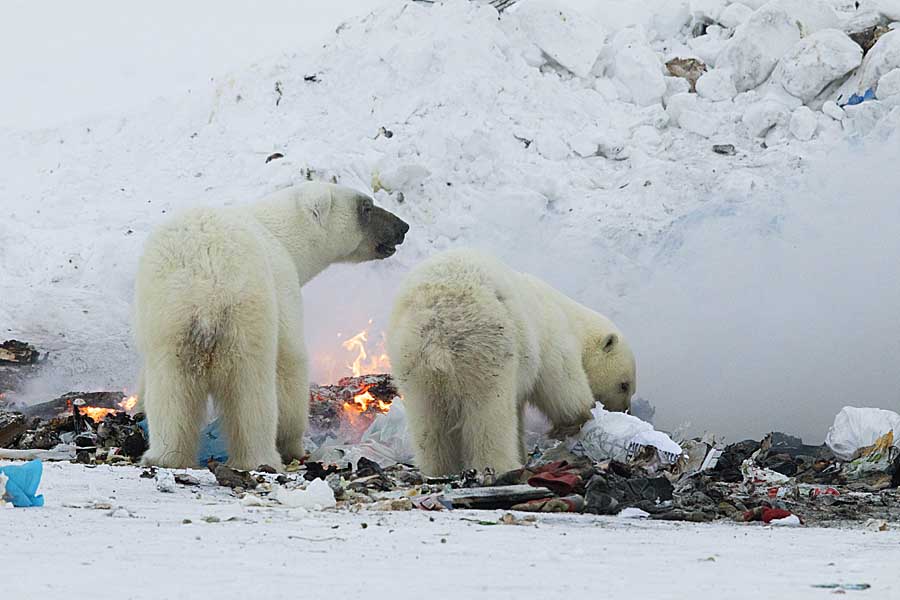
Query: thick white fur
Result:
<box><xmin>387</xmin><ymin>249</ymin><xmax>636</xmax><ymax>475</ymax></box>
<box><xmin>135</xmin><ymin>183</ymin><xmax>386</xmax><ymax>470</ymax></box>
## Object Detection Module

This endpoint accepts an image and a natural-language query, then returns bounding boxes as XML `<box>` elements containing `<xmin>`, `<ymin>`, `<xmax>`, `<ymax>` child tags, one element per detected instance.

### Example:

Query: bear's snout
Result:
<box><xmin>370</xmin><ymin>207</ymin><xmax>409</xmax><ymax>258</ymax></box>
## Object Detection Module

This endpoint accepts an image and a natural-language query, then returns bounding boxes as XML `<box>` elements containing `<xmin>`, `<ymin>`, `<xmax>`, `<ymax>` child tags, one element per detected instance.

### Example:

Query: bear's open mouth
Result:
<box><xmin>376</xmin><ymin>242</ymin><xmax>397</xmax><ymax>257</ymax></box>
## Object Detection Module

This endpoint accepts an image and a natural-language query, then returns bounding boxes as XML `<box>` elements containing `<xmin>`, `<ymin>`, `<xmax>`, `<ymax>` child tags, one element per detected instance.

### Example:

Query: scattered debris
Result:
<box><xmin>0</xmin><ymin>340</ymin><xmax>39</xmax><ymax>364</ymax></box>
<box><xmin>445</xmin><ymin>484</ymin><xmax>553</xmax><ymax>510</ymax></box>
<box><xmin>811</xmin><ymin>583</ymin><xmax>871</xmax><ymax>591</ymax></box>
<box><xmin>265</xmin><ymin>152</ymin><xmax>284</xmax><ymax>163</ymax></box>
<box><xmin>849</xmin><ymin>25</ymin><xmax>890</xmax><ymax>55</ymax></box>
<box><xmin>274</xmin><ymin>80</ymin><xmax>283</xmax><ymax>106</ymax></box>
<box><xmin>665</xmin><ymin>57</ymin><xmax>708</xmax><ymax>92</ymax></box>
<box><xmin>712</xmin><ymin>144</ymin><xmax>736</xmax><ymax>156</ymax></box>
<box><xmin>271</xmin><ymin>479</ymin><xmax>336</xmax><ymax>509</ymax></box>
<box><xmin>303</xmin><ymin>73</ymin><xmax>319</xmax><ymax>83</ymax></box>
<box><xmin>208</xmin><ymin>461</ymin><xmax>259</xmax><ymax>489</ymax></box>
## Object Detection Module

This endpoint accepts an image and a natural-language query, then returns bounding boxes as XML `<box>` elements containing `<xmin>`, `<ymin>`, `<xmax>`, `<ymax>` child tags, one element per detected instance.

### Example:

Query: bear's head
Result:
<box><xmin>302</xmin><ymin>182</ymin><xmax>409</xmax><ymax>262</ymax></box>
<box><xmin>582</xmin><ymin>330</ymin><xmax>636</xmax><ymax>413</ymax></box>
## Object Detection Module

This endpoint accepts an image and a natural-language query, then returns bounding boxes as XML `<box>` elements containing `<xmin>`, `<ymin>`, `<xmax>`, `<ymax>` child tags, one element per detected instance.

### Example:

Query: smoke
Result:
<box><xmin>621</xmin><ymin>131</ymin><xmax>900</xmax><ymax>443</ymax></box>
<box><xmin>304</xmin><ymin>127</ymin><xmax>900</xmax><ymax>445</ymax></box>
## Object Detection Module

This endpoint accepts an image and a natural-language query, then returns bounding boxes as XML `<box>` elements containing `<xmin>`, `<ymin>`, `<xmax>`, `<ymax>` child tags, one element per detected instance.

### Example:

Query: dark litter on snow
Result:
<box><xmin>1</xmin><ymin>343</ymin><xmax>898</xmax><ymax>525</ymax></box>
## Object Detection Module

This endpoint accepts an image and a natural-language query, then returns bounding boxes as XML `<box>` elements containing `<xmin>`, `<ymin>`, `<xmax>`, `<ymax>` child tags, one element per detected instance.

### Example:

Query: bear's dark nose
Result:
<box><xmin>393</xmin><ymin>217</ymin><xmax>410</xmax><ymax>244</ymax></box>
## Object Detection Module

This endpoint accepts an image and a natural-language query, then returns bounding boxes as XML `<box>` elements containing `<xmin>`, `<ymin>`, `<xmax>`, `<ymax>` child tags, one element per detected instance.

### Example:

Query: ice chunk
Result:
<box><xmin>822</xmin><ymin>100</ymin><xmax>846</xmax><ymax>120</ymax></box>
<box><xmin>610</xmin><ymin>29</ymin><xmax>666</xmax><ymax>107</ymax></box>
<box><xmin>511</xmin><ymin>0</ymin><xmax>607</xmax><ymax>79</ymax></box>
<box><xmin>857</xmin><ymin>30</ymin><xmax>900</xmax><ymax>94</ymax></box>
<box><xmin>870</xmin><ymin>0</ymin><xmax>900</xmax><ymax>21</ymax></box>
<box><xmin>775</xmin><ymin>30</ymin><xmax>863</xmax><ymax>103</ymax></box>
<box><xmin>877</xmin><ymin>68</ymin><xmax>900</xmax><ymax>99</ymax></box>
<box><xmin>716</xmin><ymin>1</ymin><xmax>838</xmax><ymax>92</ymax></box>
<box><xmin>789</xmin><ymin>106</ymin><xmax>818</xmax><ymax>140</ymax></box>
<box><xmin>718</xmin><ymin>3</ymin><xmax>754</xmax><ymax>29</ymax></box>
<box><xmin>742</xmin><ymin>100</ymin><xmax>789</xmax><ymax>136</ymax></box>
<box><xmin>155</xmin><ymin>470</ymin><xmax>176</xmax><ymax>493</ymax></box>
<box><xmin>689</xmin><ymin>0</ymin><xmax>727</xmax><ymax>22</ymax></box>
<box><xmin>696</xmin><ymin>68</ymin><xmax>737</xmax><ymax>100</ymax></box>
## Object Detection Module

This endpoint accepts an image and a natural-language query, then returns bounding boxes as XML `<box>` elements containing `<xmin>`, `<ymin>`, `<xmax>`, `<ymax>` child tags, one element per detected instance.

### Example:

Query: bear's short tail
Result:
<box><xmin>391</xmin><ymin>282</ymin><xmax>512</xmax><ymax>391</ymax></box>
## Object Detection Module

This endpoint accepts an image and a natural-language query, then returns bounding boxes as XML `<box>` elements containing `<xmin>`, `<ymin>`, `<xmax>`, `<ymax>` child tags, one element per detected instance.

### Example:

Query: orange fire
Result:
<box><xmin>80</xmin><ymin>406</ymin><xmax>119</xmax><ymax>423</ymax></box>
<box><xmin>119</xmin><ymin>395</ymin><xmax>138</xmax><ymax>412</ymax></box>
<box><xmin>338</xmin><ymin>322</ymin><xmax>393</xmax><ymax>422</ymax></box>
<box><xmin>341</xmin><ymin>323</ymin><xmax>391</xmax><ymax>377</ymax></box>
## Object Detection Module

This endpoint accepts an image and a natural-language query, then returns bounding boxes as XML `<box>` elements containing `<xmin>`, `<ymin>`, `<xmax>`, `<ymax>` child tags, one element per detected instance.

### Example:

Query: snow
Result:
<box><xmin>774</xmin><ymin>30</ymin><xmax>863</xmax><ymax>102</ymax></box>
<box><xmin>2</xmin><ymin>0</ymin><xmax>900</xmax><ymax>445</ymax></box>
<box><xmin>696</xmin><ymin>68</ymin><xmax>738</xmax><ymax>100</ymax></box>
<box><xmin>3</xmin><ymin>460</ymin><xmax>900</xmax><ymax>599</ymax></box>
<box><xmin>789</xmin><ymin>106</ymin><xmax>819</xmax><ymax>140</ymax></box>
<box><xmin>857</xmin><ymin>29</ymin><xmax>900</xmax><ymax>92</ymax></box>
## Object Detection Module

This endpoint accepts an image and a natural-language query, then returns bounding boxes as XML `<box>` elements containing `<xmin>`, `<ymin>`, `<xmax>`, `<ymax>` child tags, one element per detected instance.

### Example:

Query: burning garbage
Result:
<box><xmin>0</xmin><ymin>336</ymin><xmax>896</xmax><ymax>525</ymax></box>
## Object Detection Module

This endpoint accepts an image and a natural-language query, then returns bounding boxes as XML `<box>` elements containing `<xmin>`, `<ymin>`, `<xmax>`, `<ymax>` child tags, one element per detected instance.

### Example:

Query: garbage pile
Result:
<box><xmin>0</xmin><ymin>391</ymin><xmax>147</xmax><ymax>464</ymax></box>
<box><xmin>2</xmin><ymin>340</ymin><xmax>898</xmax><ymax>525</ymax></box>
<box><xmin>181</xmin><ymin>403</ymin><xmax>899</xmax><ymax>527</ymax></box>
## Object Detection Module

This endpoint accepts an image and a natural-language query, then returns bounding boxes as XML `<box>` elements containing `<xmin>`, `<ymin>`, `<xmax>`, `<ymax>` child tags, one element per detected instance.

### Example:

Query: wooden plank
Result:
<box><xmin>446</xmin><ymin>484</ymin><xmax>553</xmax><ymax>510</ymax></box>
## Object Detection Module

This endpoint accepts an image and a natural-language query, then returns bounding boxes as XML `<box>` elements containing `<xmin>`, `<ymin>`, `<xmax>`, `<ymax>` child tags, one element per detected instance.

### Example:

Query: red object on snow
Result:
<box><xmin>761</xmin><ymin>508</ymin><xmax>794</xmax><ymax>523</ymax></box>
<box><xmin>526</xmin><ymin>461</ymin><xmax>582</xmax><ymax>495</ymax></box>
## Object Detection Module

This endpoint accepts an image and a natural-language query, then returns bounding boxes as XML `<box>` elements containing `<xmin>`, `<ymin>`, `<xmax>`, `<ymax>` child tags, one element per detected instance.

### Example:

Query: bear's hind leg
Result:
<box><xmin>276</xmin><ymin>339</ymin><xmax>309</xmax><ymax>463</ymax></box>
<box><xmin>140</xmin><ymin>356</ymin><xmax>206</xmax><ymax>469</ymax></box>
<box><xmin>459</xmin><ymin>366</ymin><xmax>522</xmax><ymax>474</ymax></box>
<box><xmin>213</xmin><ymin>347</ymin><xmax>283</xmax><ymax>472</ymax></box>
<box><xmin>401</xmin><ymin>380</ymin><xmax>463</xmax><ymax>476</ymax></box>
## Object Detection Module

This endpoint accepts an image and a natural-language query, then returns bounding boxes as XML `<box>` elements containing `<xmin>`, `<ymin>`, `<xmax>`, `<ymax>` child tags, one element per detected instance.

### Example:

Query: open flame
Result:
<box><xmin>119</xmin><ymin>395</ymin><xmax>138</xmax><ymax>412</ymax></box>
<box><xmin>341</xmin><ymin>322</ymin><xmax>391</xmax><ymax>377</ymax></box>
<box><xmin>72</xmin><ymin>394</ymin><xmax>140</xmax><ymax>424</ymax></box>
<box><xmin>340</xmin><ymin>322</ymin><xmax>394</xmax><ymax>423</ymax></box>
<box><xmin>80</xmin><ymin>406</ymin><xmax>119</xmax><ymax>423</ymax></box>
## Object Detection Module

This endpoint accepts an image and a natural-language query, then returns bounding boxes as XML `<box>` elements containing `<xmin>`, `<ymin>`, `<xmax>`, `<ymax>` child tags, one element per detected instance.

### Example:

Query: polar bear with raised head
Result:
<box><xmin>135</xmin><ymin>183</ymin><xmax>408</xmax><ymax>470</ymax></box>
<box><xmin>387</xmin><ymin>249</ymin><xmax>635</xmax><ymax>475</ymax></box>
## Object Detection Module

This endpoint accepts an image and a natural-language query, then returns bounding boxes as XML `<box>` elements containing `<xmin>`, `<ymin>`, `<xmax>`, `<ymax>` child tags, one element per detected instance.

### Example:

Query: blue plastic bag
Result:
<box><xmin>137</xmin><ymin>418</ymin><xmax>229</xmax><ymax>465</ymax></box>
<box><xmin>846</xmin><ymin>88</ymin><xmax>876</xmax><ymax>106</ymax></box>
<box><xmin>0</xmin><ymin>460</ymin><xmax>45</xmax><ymax>507</ymax></box>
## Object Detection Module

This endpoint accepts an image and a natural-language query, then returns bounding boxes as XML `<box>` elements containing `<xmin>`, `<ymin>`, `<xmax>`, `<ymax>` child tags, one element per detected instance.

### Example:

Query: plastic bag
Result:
<box><xmin>0</xmin><ymin>460</ymin><xmax>44</xmax><ymax>507</ymax></box>
<box><xmin>824</xmin><ymin>406</ymin><xmax>900</xmax><ymax>461</ymax></box>
<box><xmin>354</xmin><ymin>399</ymin><xmax>415</xmax><ymax>467</ymax></box>
<box><xmin>138</xmin><ymin>418</ymin><xmax>229</xmax><ymax>465</ymax></box>
<box><xmin>271</xmin><ymin>478</ymin><xmax>336</xmax><ymax>510</ymax></box>
<box><xmin>572</xmin><ymin>406</ymin><xmax>682</xmax><ymax>463</ymax></box>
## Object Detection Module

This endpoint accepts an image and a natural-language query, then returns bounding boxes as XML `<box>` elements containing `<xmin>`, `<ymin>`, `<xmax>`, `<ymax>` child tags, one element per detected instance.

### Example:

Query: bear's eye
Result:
<box><xmin>620</xmin><ymin>382</ymin><xmax>631</xmax><ymax>393</ymax></box>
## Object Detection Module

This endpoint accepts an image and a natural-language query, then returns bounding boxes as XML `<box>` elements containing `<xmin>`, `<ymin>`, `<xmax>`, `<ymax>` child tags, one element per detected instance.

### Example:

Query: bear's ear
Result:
<box><xmin>309</xmin><ymin>189</ymin><xmax>333</xmax><ymax>227</ymax></box>
<box><xmin>601</xmin><ymin>333</ymin><xmax>618</xmax><ymax>353</ymax></box>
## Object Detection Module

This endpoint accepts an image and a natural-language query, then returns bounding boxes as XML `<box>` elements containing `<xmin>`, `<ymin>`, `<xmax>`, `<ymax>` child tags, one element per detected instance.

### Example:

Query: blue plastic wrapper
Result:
<box><xmin>0</xmin><ymin>460</ymin><xmax>45</xmax><ymax>507</ymax></box>
<box><xmin>846</xmin><ymin>88</ymin><xmax>876</xmax><ymax>106</ymax></box>
<box><xmin>137</xmin><ymin>418</ymin><xmax>229</xmax><ymax>465</ymax></box>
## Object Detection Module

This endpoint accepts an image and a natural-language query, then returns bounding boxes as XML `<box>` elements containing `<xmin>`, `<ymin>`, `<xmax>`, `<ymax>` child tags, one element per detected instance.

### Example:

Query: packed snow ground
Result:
<box><xmin>1</xmin><ymin>1</ymin><xmax>899</xmax><ymax>440</ymax></box>
<box><xmin>3</xmin><ymin>461</ymin><xmax>899</xmax><ymax>600</ymax></box>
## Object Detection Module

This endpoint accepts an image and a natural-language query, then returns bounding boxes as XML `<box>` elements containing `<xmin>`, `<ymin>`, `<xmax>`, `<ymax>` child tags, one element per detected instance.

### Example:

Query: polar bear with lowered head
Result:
<box><xmin>387</xmin><ymin>249</ymin><xmax>635</xmax><ymax>475</ymax></box>
<box><xmin>135</xmin><ymin>182</ymin><xmax>408</xmax><ymax>470</ymax></box>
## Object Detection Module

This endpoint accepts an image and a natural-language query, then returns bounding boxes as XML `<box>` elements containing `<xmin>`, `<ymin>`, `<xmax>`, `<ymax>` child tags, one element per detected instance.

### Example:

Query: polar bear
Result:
<box><xmin>386</xmin><ymin>249</ymin><xmax>635</xmax><ymax>475</ymax></box>
<box><xmin>135</xmin><ymin>183</ymin><xmax>408</xmax><ymax>470</ymax></box>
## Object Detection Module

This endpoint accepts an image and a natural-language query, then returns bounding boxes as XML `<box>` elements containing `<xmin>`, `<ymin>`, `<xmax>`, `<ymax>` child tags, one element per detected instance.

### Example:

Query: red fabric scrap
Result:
<box><xmin>526</xmin><ymin>461</ymin><xmax>582</xmax><ymax>495</ymax></box>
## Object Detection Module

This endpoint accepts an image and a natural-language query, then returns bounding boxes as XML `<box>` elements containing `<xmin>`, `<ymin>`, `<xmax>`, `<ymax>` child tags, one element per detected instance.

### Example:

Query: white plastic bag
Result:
<box><xmin>271</xmin><ymin>479</ymin><xmax>336</xmax><ymax>510</ymax></box>
<box><xmin>825</xmin><ymin>406</ymin><xmax>900</xmax><ymax>461</ymax></box>
<box><xmin>355</xmin><ymin>400</ymin><xmax>415</xmax><ymax>467</ymax></box>
<box><xmin>572</xmin><ymin>406</ymin><xmax>682</xmax><ymax>463</ymax></box>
